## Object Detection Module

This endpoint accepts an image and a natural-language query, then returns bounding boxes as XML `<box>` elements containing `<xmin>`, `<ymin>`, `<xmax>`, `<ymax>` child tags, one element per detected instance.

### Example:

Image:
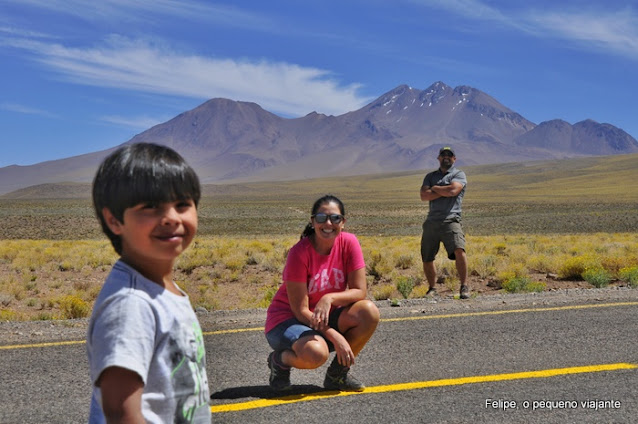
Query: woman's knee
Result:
<box><xmin>349</xmin><ymin>299</ymin><xmax>380</xmax><ymax>326</ymax></box>
<box><xmin>293</xmin><ymin>337</ymin><xmax>330</xmax><ymax>368</ymax></box>
<box><xmin>362</xmin><ymin>299</ymin><xmax>381</xmax><ymax>324</ymax></box>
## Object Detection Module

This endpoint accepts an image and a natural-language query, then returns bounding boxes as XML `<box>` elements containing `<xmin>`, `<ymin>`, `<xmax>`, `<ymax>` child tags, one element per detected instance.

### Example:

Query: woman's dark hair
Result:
<box><xmin>300</xmin><ymin>194</ymin><xmax>345</xmax><ymax>239</ymax></box>
<box><xmin>92</xmin><ymin>143</ymin><xmax>201</xmax><ymax>255</ymax></box>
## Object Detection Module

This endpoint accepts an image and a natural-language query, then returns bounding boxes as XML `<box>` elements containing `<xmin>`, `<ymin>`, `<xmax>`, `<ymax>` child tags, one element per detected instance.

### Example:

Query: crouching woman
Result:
<box><xmin>265</xmin><ymin>195</ymin><xmax>380</xmax><ymax>392</ymax></box>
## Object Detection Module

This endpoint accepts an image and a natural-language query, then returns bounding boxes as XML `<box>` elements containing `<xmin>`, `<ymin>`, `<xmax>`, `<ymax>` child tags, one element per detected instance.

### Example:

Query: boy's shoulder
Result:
<box><xmin>103</xmin><ymin>260</ymin><xmax>153</xmax><ymax>293</ymax></box>
<box><xmin>95</xmin><ymin>260</ymin><xmax>169</xmax><ymax>309</ymax></box>
<box><xmin>90</xmin><ymin>261</ymin><xmax>195</xmax><ymax>336</ymax></box>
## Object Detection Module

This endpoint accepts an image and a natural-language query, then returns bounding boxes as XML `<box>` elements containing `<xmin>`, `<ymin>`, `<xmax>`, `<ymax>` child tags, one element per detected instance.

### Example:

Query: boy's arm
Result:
<box><xmin>98</xmin><ymin>366</ymin><xmax>145</xmax><ymax>424</ymax></box>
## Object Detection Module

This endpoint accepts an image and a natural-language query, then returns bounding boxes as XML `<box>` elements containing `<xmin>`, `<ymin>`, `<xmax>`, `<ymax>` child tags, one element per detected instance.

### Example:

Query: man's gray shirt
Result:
<box><xmin>422</xmin><ymin>165</ymin><xmax>467</xmax><ymax>221</ymax></box>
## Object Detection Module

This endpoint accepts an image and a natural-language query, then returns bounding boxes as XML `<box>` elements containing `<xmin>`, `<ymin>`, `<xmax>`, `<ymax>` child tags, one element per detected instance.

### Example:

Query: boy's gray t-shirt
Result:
<box><xmin>87</xmin><ymin>260</ymin><xmax>211</xmax><ymax>424</ymax></box>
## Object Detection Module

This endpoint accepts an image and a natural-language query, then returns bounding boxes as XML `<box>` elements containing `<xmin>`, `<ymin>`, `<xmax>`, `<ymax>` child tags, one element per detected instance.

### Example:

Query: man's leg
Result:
<box><xmin>421</xmin><ymin>221</ymin><xmax>439</xmax><ymax>294</ymax></box>
<box><xmin>455</xmin><ymin>248</ymin><xmax>469</xmax><ymax>299</ymax></box>
<box><xmin>423</xmin><ymin>261</ymin><xmax>437</xmax><ymax>293</ymax></box>
<box><xmin>455</xmin><ymin>248</ymin><xmax>467</xmax><ymax>285</ymax></box>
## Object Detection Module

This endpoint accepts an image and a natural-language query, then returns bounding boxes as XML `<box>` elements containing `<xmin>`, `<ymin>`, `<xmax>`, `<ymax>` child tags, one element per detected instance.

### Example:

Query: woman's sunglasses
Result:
<box><xmin>312</xmin><ymin>213</ymin><xmax>344</xmax><ymax>224</ymax></box>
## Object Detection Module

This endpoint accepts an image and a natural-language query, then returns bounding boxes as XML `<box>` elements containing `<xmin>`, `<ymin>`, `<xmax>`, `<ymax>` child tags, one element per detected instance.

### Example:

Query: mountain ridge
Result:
<box><xmin>1</xmin><ymin>81</ymin><xmax>636</xmax><ymax>195</ymax></box>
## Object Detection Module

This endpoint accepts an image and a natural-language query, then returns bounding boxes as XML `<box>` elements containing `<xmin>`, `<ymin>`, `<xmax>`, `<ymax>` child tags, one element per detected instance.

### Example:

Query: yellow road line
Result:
<box><xmin>203</xmin><ymin>327</ymin><xmax>264</xmax><ymax>336</ymax></box>
<box><xmin>0</xmin><ymin>340</ymin><xmax>85</xmax><ymax>350</ymax></box>
<box><xmin>204</xmin><ymin>301</ymin><xmax>638</xmax><ymax>336</ymax></box>
<box><xmin>381</xmin><ymin>301</ymin><xmax>638</xmax><ymax>323</ymax></box>
<box><xmin>211</xmin><ymin>363</ymin><xmax>637</xmax><ymax>413</ymax></box>
<box><xmin>1</xmin><ymin>301</ymin><xmax>636</xmax><ymax>350</ymax></box>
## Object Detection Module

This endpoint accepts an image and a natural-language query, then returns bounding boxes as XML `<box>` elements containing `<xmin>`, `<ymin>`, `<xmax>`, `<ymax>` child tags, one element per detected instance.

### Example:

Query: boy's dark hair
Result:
<box><xmin>92</xmin><ymin>143</ymin><xmax>201</xmax><ymax>255</ymax></box>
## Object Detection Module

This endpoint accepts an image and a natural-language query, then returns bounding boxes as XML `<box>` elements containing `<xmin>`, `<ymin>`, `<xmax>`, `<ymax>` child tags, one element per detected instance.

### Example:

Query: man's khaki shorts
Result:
<box><xmin>420</xmin><ymin>219</ymin><xmax>465</xmax><ymax>262</ymax></box>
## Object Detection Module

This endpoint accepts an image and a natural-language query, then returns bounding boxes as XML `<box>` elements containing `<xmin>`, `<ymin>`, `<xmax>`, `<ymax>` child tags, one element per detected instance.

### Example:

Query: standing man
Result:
<box><xmin>419</xmin><ymin>146</ymin><xmax>469</xmax><ymax>299</ymax></box>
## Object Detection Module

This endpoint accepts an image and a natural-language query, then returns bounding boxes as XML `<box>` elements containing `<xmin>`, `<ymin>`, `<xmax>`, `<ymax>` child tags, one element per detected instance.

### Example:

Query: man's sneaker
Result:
<box><xmin>324</xmin><ymin>367</ymin><xmax>365</xmax><ymax>392</ymax></box>
<box><xmin>267</xmin><ymin>351</ymin><xmax>291</xmax><ymax>391</ymax></box>
<box><xmin>460</xmin><ymin>285</ymin><xmax>470</xmax><ymax>299</ymax></box>
<box><xmin>426</xmin><ymin>287</ymin><xmax>437</xmax><ymax>296</ymax></box>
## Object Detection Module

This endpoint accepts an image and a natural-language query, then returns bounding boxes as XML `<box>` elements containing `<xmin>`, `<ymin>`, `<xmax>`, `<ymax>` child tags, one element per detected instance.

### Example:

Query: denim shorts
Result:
<box><xmin>266</xmin><ymin>307</ymin><xmax>344</xmax><ymax>352</ymax></box>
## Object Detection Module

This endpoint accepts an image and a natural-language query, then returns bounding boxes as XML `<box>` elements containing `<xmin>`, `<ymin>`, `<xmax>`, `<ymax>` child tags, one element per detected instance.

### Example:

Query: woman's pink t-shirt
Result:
<box><xmin>265</xmin><ymin>232</ymin><xmax>366</xmax><ymax>333</ymax></box>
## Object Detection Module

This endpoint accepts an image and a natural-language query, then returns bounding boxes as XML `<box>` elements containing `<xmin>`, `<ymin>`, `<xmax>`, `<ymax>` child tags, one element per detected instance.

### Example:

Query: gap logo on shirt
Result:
<box><xmin>308</xmin><ymin>267</ymin><xmax>345</xmax><ymax>294</ymax></box>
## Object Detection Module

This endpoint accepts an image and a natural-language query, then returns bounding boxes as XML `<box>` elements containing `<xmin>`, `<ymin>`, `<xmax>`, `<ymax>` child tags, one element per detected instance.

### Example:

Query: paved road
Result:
<box><xmin>1</xmin><ymin>289</ymin><xmax>637</xmax><ymax>423</ymax></box>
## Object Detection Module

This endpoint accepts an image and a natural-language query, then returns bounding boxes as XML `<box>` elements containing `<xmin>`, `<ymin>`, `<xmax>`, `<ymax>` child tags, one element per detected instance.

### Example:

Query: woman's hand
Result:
<box><xmin>311</xmin><ymin>294</ymin><xmax>333</xmax><ymax>330</ymax></box>
<box><xmin>331</xmin><ymin>332</ymin><xmax>355</xmax><ymax>367</ymax></box>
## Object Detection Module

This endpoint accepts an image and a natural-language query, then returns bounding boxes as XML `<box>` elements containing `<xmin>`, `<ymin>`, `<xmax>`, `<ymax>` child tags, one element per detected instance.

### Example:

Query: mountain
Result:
<box><xmin>1</xmin><ymin>81</ymin><xmax>637</xmax><ymax>195</ymax></box>
<box><xmin>514</xmin><ymin>119</ymin><xmax>638</xmax><ymax>154</ymax></box>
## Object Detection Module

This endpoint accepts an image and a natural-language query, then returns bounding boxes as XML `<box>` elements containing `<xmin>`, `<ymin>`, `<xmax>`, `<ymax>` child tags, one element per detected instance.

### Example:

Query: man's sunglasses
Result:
<box><xmin>440</xmin><ymin>152</ymin><xmax>454</xmax><ymax>157</ymax></box>
<box><xmin>312</xmin><ymin>213</ymin><xmax>344</xmax><ymax>224</ymax></box>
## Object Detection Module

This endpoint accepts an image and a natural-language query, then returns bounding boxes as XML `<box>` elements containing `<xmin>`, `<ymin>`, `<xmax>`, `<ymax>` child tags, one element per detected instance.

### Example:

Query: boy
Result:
<box><xmin>87</xmin><ymin>143</ymin><xmax>211</xmax><ymax>423</ymax></box>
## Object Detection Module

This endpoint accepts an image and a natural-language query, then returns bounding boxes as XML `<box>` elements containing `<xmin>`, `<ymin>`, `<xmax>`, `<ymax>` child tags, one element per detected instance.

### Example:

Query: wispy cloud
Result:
<box><xmin>2</xmin><ymin>35</ymin><xmax>371</xmax><ymax>116</ymax></box>
<box><xmin>412</xmin><ymin>0</ymin><xmax>509</xmax><ymax>22</ymax></box>
<box><xmin>412</xmin><ymin>0</ymin><xmax>638</xmax><ymax>60</ymax></box>
<box><xmin>99</xmin><ymin>114</ymin><xmax>166</xmax><ymax>131</ymax></box>
<box><xmin>527</xmin><ymin>8</ymin><xmax>638</xmax><ymax>59</ymax></box>
<box><xmin>0</xmin><ymin>25</ymin><xmax>55</xmax><ymax>39</ymax></box>
<box><xmin>0</xmin><ymin>102</ymin><xmax>58</xmax><ymax>118</ymax></box>
<box><xmin>7</xmin><ymin>0</ymin><xmax>274</xmax><ymax>31</ymax></box>
<box><xmin>1</xmin><ymin>1</ymin><xmax>372</xmax><ymax>116</ymax></box>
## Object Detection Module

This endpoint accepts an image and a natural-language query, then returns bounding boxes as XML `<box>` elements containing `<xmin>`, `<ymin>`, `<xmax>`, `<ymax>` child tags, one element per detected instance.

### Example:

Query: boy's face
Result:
<box><xmin>104</xmin><ymin>199</ymin><xmax>198</xmax><ymax>267</ymax></box>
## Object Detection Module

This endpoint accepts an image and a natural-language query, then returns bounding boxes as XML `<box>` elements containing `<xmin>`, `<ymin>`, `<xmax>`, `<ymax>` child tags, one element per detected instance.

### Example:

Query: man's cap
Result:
<box><xmin>439</xmin><ymin>146</ymin><xmax>455</xmax><ymax>156</ymax></box>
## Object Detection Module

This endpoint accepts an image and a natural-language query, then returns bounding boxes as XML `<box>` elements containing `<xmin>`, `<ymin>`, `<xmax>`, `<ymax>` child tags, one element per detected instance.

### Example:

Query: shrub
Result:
<box><xmin>526</xmin><ymin>254</ymin><xmax>556</xmax><ymax>274</ymax></box>
<box><xmin>33</xmin><ymin>313</ymin><xmax>54</xmax><ymax>321</ymax></box>
<box><xmin>396</xmin><ymin>276</ymin><xmax>416</xmax><ymax>299</ymax></box>
<box><xmin>365</xmin><ymin>250</ymin><xmax>381</xmax><ymax>277</ymax></box>
<box><xmin>257</xmin><ymin>285</ymin><xmax>279</xmax><ymax>308</ymax></box>
<box><xmin>445</xmin><ymin>276</ymin><xmax>460</xmax><ymax>293</ymax></box>
<box><xmin>494</xmin><ymin>243</ymin><xmax>508</xmax><ymax>256</ymax></box>
<box><xmin>582</xmin><ymin>267</ymin><xmax>612</xmax><ymax>288</ymax></box>
<box><xmin>0</xmin><ymin>310</ymin><xmax>20</xmax><ymax>321</ymax></box>
<box><xmin>58</xmin><ymin>260</ymin><xmax>75</xmax><ymax>272</ymax></box>
<box><xmin>0</xmin><ymin>293</ymin><xmax>12</xmax><ymax>307</ymax></box>
<box><xmin>502</xmin><ymin>277</ymin><xmax>546</xmax><ymax>293</ymax></box>
<box><xmin>473</xmin><ymin>254</ymin><xmax>497</xmax><ymax>278</ymax></box>
<box><xmin>619</xmin><ymin>266</ymin><xmax>638</xmax><ymax>288</ymax></box>
<box><xmin>366</xmin><ymin>254</ymin><xmax>394</xmax><ymax>280</ymax></box>
<box><xmin>600</xmin><ymin>256</ymin><xmax>626</xmax><ymax>275</ymax></box>
<box><xmin>496</xmin><ymin>263</ymin><xmax>528</xmax><ymax>285</ymax></box>
<box><xmin>58</xmin><ymin>295</ymin><xmax>90</xmax><ymax>319</ymax></box>
<box><xmin>223</xmin><ymin>253</ymin><xmax>246</xmax><ymax>272</ymax></box>
<box><xmin>370</xmin><ymin>283</ymin><xmax>395</xmax><ymax>300</ymax></box>
<box><xmin>558</xmin><ymin>255</ymin><xmax>598</xmax><ymax>280</ymax></box>
<box><xmin>526</xmin><ymin>281</ymin><xmax>546</xmax><ymax>293</ymax></box>
<box><xmin>395</xmin><ymin>254</ymin><xmax>415</xmax><ymax>270</ymax></box>
<box><xmin>176</xmin><ymin>248</ymin><xmax>216</xmax><ymax>274</ymax></box>
<box><xmin>410</xmin><ymin>284</ymin><xmax>430</xmax><ymax>299</ymax></box>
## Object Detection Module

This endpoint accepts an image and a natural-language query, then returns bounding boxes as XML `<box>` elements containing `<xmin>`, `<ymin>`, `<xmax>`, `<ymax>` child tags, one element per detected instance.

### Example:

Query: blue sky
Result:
<box><xmin>1</xmin><ymin>0</ymin><xmax>637</xmax><ymax>167</ymax></box>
